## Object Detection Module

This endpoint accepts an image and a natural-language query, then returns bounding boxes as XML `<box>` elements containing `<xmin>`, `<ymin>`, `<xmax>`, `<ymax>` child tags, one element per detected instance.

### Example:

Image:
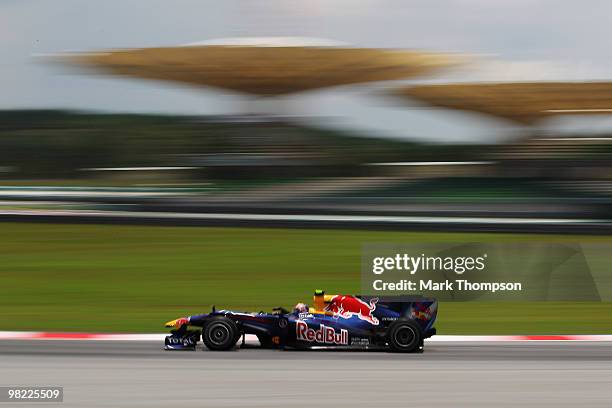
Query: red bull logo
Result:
<box><xmin>412</xmin><ymin>302</ymin><xmax>435</xmax><ymax>320</ymax></box>
<box><xmin>296</xmin><ymin>321</ymin><xmax>348</xmax><ymax>345</ymax></box>
<box><xmin>324</xmin><ymin>295</ymin><xmax>379</xmax><ymax>325</ymax></box>
<box><xmin>413</xmin><ymin>310</ymin><xmax>430</xmax><ymax>320</ymax></box>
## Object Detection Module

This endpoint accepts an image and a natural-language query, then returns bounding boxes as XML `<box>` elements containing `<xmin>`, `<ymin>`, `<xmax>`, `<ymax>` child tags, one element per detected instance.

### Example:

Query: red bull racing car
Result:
<box><xmin>164</xmin><ymin>290</ymin><xmax>437</xmax><ymax>353</ymax></box>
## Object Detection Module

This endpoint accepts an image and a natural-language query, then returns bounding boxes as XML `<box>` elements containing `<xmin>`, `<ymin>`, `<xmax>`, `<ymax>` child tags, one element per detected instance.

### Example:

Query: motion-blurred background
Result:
<box><xmin>1</xmin><ymin>0</ymin><xmax>612</xmax><ymax>334</ymax></box>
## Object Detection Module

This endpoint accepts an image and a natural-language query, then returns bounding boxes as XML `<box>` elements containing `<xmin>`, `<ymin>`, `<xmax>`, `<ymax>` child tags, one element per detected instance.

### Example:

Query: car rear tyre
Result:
<box><xmin>202</xmin><ymin>317</ymin><xmax>239</xmax><ymax>351</ymax></box>
<box><xmin>387</xmin><ymin>319</ymin><xmax>423</xmax><ymax>353</ymax></box>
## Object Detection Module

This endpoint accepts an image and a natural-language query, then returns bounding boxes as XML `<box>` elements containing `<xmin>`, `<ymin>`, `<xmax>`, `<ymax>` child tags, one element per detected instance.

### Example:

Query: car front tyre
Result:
<box><xmin>202</xmin><ymin>317</ymin><xmax>240</xmax><ymax>351</ymax></box>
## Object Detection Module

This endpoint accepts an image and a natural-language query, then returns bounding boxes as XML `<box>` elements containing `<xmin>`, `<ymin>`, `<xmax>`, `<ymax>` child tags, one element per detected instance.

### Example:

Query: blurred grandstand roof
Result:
<box><xmin>60</xmin><ymin>37</ymin><xmax>460</xmax><ymax>96</ymax></box>
<box><xmin>181</xmin><ymin>37</ymin><xmax>348</xmax><ymax>47</ymax></box>
<box><xmin>393</xmin><ymin>82</ymin><xmax>612</xmax><ymax>124</ymax></box>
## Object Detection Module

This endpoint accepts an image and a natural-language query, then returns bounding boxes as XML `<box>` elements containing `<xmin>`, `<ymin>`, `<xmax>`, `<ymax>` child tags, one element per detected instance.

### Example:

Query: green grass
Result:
<box><xmin>0</xmin><ymin>223</ymin><xmax>611</xmax><ymax>334</ymax></box>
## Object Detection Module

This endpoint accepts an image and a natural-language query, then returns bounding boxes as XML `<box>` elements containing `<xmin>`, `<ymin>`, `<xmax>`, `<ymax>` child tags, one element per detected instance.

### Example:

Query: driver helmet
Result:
<box><xmin>294</xmin><ymin>303</ymin><xmax>309</xmax><ymax>313</ymax></box>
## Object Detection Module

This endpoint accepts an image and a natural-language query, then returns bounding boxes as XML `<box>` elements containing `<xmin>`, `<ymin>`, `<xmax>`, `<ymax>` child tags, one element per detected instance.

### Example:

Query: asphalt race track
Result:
<box><xmin>1</xmin><ymin>340</ymin><xmax>611</xmax><ymax>407</ymax></box>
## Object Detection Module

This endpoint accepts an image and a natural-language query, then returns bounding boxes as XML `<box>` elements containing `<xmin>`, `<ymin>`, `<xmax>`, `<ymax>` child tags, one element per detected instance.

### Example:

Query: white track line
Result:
<box><xmin>0</xmin><ymin>209</ymin><xmax>606</xmax><ymax>226</ymax></box>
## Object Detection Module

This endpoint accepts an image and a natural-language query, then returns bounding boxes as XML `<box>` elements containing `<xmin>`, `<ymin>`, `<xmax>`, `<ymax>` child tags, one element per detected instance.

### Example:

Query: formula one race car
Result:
<box><xmin>164</xmin><ymin>290</ymin><xmax>437</xmax><ymax>353</ymax></box>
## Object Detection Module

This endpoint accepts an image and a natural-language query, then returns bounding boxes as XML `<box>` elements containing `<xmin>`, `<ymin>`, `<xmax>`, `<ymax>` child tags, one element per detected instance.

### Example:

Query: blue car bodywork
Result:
<box><xmin>164</xmin><ymin>292</ymin><xmax>437</xmax><ymax>353</ymax></box>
